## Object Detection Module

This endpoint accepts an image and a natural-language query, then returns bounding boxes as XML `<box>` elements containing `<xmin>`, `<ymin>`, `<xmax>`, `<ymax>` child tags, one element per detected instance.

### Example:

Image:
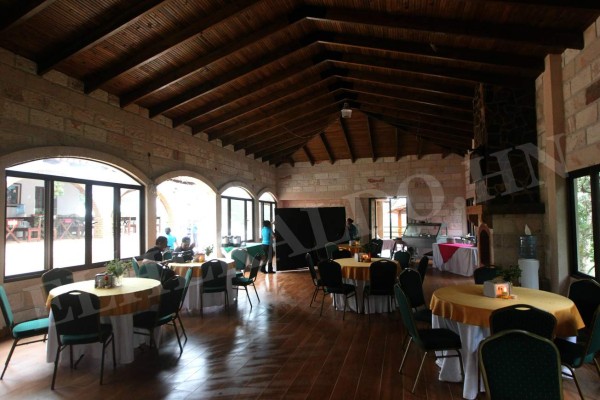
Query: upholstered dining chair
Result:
<box><xmin>394</xmin><ymin>284</ymin><xmax>463</xmax><ymax>394</ymax></box>
<box><xmin>306</xmin><ymin>252</ymin><xmax>323</xmax><ymax>307</ymax></box>
<box><xmin>324</xmin><ymin>242</ymin><xmax>339</xmax><ymax>260</ymax></box>
<box><xmin>398</xmin><ymin>268</ymin><xmax>431</xmax><ymax>324</ymax></box>
<box><xmin>318</xmin><ymin>259</ymin><xmax>356</xmax><ymax>320</ymax></box>
<box><xmin>490</xmin><ymin>304</ymin><xmax>557</xmax><ymax>339</ymax></box>
<box><xmin>41</xmin><ymin>268</ymin><xmax>74</xmax><ymax>297</ymax></box>
<box><xmin>176</xmin><ymin>268</ymin><xmax>193</xmax><ymax>342</ymax></box>
<box><xmin>200</xmin><ymin>259</ymin><xmax>229</xmax><ymax>316</ymax></box>
<box><xmin>0</xmin><ymin>285</ymin><xmax>49</xmax><ymax>380</ymax></box>
<box><xmin>131</xmin><ymin>257</ymin><xmax>141</xmax><ymax>277</ymax></box>
<box><xmin>479</xmin><ymin>330</ymin><xmax>563</xmax><ymax>400</ymax></box>
<box><xmin>231</xmin><ymin>254</ymin><xmax>261</xmax><ymax>307</ymax></box>
<box><xmin>230</xmin><ymin>248</ymin><xmax>248</xmax><ymax>277</ymax></box>
<box><xmin>332</xmin><ymin>248</ymin><xmax>352</xmax><ymax>260</ymax></box>
<box><xmin>473</xmin><ymin>265</ymin><xmax>499</xmax><ymax>284</ymax></box>
<box><xmin>363</xmin><ymin>259</ymin><xmax>397</xmax><ymax>316</ymax></box>
<box><xmin>417</xmin><ymin>255</ymin><xmax>429</xmax><ymax>283</ymax></box>
<box><xmin>568</xmin><ymin>278</ymin><xmax>600</xmax><ymax>334</ymax></box>
<box><xmin>393</xmin><ymin>251</ymin><xmax>411</xmax><ymax>270</ymax></box>
<box><xmin>50</xmin><ymin>290</ymin><xmax>115</xmax><ymax>389</ymax></box>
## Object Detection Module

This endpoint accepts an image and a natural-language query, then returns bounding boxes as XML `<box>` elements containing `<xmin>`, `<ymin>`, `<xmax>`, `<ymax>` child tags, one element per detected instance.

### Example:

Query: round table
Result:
<box><xmin>46</xmin><ymin>277</ymin><xmax>162</xmax><ymax>365</ymax></box>
<box><xmin>429</xmin><ymin>284</ymin><xmax>584</xmax><ymax>400</ymax></box>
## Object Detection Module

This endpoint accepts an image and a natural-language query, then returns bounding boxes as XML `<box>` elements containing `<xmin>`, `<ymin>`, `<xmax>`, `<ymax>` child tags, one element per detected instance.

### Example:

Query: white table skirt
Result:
<box><xmin>46</xmin><ymin>312</ymin><xmax>161</xmax><ymax>365</ymax></box>
<box><xmin>432</xmin><ymin>314</ymin><xmax>488</xmax><ymax>400</ymax></box>
<box><xmin>182</xmin><ymin>267</ymin><xmax>235</xmax><ymax>311</ymax></box>
<box><xmin>332</xmin><ymin>278</ymin><xmax>394</xmax><ymax>314</ymax></box>
<box><xmin>432</xmin><ymin>243</ymin><xmax>479</xmax><ymax>277</ymax></box>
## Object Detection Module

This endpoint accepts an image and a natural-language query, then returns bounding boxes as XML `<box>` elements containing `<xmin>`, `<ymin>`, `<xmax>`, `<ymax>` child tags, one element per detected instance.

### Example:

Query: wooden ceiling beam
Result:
<box><xmin>338</xmin><ymin>116</ymin><xmax>355</xmax><ymax>163</ymax></box>
<box><xmin>84</xmin><ymin>0</ymin><xmax>258</xmax><ymax>93</ymax></box>
<box><xmin>319</xmin><ymin>132</ymin><xmax>335</xmax><ymax>164</ymax></box>
<box><xmin>0</xmin><ymin>0</ymin><xmax>56</xmax><ymax>33</ymax></box>
<box><xmin>303</xmin><ymin>146</ymin><xmax>315</xmax><ymax>166</ymax></box>
<box><xmin>37</xmin><ymin>0</ymin><xmax>166</xmax><ymax>75</ymax></box>
<box><xmin>395</xmin><ymin>127</ymin><xmax>401</xmax><ymax>162</ymax></box>
<box><xmin>469</xmin><ymin>0</ymin><xmax>600</xmax><ymax>11</ymax></box>
<box><xmin>306</xmin><ymin>6</ymin><xmax>583</xmax><ymax>50</ymax></box>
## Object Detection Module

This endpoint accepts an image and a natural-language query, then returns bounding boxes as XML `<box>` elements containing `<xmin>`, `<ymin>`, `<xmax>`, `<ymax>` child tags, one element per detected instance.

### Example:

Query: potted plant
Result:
<box><xmin>498</xmin><ymin>264</ymin><xmax>521</xmax><ymax>286</ymax></box>
<box><xmin>204</xmin><ymin>244</ymin><xmax>214</xmax><ymax>258</ymax></box>
<box><xmin>105</xmin><ymin>259</ymin><xmax>132</xmax><ymax>287</ymax></box>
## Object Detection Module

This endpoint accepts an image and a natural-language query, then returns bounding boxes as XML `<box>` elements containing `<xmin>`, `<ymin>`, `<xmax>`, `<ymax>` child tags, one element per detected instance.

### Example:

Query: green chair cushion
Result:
<box><xmin>12</xmin><ymin>317</ymin><xmax>49</xmax><ymax>339</ymax></box>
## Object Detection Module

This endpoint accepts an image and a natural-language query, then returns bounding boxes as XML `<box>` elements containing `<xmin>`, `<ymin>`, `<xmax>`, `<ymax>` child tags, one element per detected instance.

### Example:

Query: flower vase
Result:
<box><xmin>114</xmin><ymin>275</ymin><xmax>123</xmax><ymax>287</ymax></box>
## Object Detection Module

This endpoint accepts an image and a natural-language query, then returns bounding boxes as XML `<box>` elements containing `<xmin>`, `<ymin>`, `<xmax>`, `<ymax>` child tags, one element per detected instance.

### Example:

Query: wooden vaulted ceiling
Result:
<box><xmin>1</xmin><ymin>0</ymin><xmax>599</xmax><ymax>166</ymax></box>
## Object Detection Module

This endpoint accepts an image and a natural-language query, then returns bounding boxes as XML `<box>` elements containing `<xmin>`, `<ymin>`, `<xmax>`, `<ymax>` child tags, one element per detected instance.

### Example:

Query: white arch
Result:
<box><xmin>219</xmin><ymin>181</ymin><xmax>257</xmax><ymax>200</ymax></box>
<box><xmin>257</xmin><ymin>187</ymin><xmax>278</xmax><ymax>203</ymax></box>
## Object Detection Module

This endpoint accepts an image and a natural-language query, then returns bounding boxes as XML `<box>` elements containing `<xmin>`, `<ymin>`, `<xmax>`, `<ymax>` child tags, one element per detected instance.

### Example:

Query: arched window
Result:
<box><xmin>221</xmin><ymin>187</ymin><xmax>254</xmax><ymax>242</ymax></box>
<box><xmin>259</xmin><ymin>192</ymin><xmax>277</xmax><ymax>227</ymax></box>
<box><xmin>5</xmin><ymin>158</ymin><xmax>143</xmax><ymax>279</ymax></box>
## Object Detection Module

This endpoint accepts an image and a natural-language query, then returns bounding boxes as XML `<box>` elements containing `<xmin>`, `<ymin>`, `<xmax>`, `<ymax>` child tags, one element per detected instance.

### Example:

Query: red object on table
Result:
<box><xmin>437</xmin><ymin>243</ymin><xmax>474</xmax><ymax>263</ymax></box>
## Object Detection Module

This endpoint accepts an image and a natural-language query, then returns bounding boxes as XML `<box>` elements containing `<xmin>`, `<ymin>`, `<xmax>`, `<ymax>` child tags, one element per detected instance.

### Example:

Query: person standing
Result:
<box><xmin>346</xmin><ymin>218</ymin><xmax>358</xmax><ymax>241</ymax></box>
<box><xmin>164</xmin><ymin>227</ymin><xmax>177</xmax><ymax>250</ymax></box>
<box><xmin>261</xmin><ymin>220</ymin><xmax>275</xmax><ymax>273</ymax></box>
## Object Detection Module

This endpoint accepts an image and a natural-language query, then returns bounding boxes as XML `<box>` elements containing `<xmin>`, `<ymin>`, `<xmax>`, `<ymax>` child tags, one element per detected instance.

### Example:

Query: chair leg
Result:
<box><xmin>252</xmin><ymin>283</ymin><xmax>260</xmax><ymax>303</ymax></box>
<box><xmin>51</xmin><ymin>345</ymin><xmax>65</xmax><ymax>390</ymax></box>
<box><xmin>0</xmin><ymin>339</ymin><xmax>18</xmax><ymax>379</ymax></box>
<box><xmin>342</xmin><ymin>294</ymin><xmax>348</xmax><ymax>320</ymax></box>
<box><xmin>399</xmin><ymin>337</ymin><xmax>412</xmax><ymax>373</ymax></box>
<box><xmin>244</xmin><ymin>285</ymin><xmax>252</xmax><ymax>307</ymax></box>
<box><xmin>177</xmin><ymin>314</ymin><xmax>188</xmax><ymax>342</ymax></box>
<box><xmin>564</xmin><ymin>365</ymin><xmax>584</xmax><ymax>400</ymax></box>
<box><xmin>310</xmin><ymin>286</ymin><xmax>319</xmax><ymax>307</ymax></box>
<box><xmin>100</xmin><ymin>339</ymin><xmax>107</xmax><ymax>385</ymax></box>
<box><xmin>412</xmin><ymin>350</ymin><xmax>428</xmax><ymax>393</ymax></box>
<box><xmin>172</xmin><ymin>321</ymin><xmax>183</xmax><ymax>354</ymax></box>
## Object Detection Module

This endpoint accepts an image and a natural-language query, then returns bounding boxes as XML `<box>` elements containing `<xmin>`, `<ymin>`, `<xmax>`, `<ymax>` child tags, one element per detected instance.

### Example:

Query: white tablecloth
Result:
<box><xmin>333</xmin><ymin>279</ymin><xmax>395</xmax><ymax>314</ymax></box>
<box><xmin>432</xmin><ymin>243</ymin><xmax>479</xmax><ymax>276</ymax></box>
<box><xmin>182</xmin><ymin>266</ymin><xmax>235</xmax><ymax>311</ymax></box>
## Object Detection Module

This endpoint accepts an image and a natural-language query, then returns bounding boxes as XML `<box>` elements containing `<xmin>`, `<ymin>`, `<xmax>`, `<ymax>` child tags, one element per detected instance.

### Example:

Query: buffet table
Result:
<box><xmin>432</xmin><ymin>243</ymin><xmax>479</xmax><ymax>276</ymax></box>
<box><xmin>430</xmin><ymin>284</ymin><xmax>584</xmax><ymax>400</ymax></box>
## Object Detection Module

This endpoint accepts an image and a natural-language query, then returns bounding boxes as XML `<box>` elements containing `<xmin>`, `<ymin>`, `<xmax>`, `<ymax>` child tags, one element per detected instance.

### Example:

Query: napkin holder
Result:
<box><xmin>95</xmin><ymin>273</ymin><xmax>115</xmax><ymax>288</ymax></box>
<box><xmin>483</xmin><ymin>280</ymin><xmax>511</xmax><ymax>298</ymax></box>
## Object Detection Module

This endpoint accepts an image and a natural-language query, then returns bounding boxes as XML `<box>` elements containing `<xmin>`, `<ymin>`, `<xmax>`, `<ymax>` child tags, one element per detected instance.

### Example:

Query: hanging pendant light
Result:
<box><xmin>341</xmin><ymin>102</ymin><xmax>352</xmax><ymax>118</ymax></box>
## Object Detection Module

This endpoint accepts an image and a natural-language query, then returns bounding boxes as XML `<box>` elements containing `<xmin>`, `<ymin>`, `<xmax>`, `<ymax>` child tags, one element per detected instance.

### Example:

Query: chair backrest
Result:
<box><xmin>479</xmin><ymin>330</ymin><xmax>563</xmax><ymax>400</ymax></box>
<box><xmin>0</xmin><ymin>285</ymin><xmax>15</xmax><ymax>329</ymax></box>
<box><xmin>394</xmin><ymin>284</ymin><xmax>422</xmax><ymax>347</ymax></box>
<box><xmin>201</xmin><ymin>259</ymin><xmax>227</xmax><ymax>290</ymax></box>
<box><xmin>324</xmin><ymin>242</ymin><xmax>339</xmax><ymax>259</ymax></box>
<box><xmin>367</xmin><ymin>239</ymin><xmax>384</xmax><ymax>257</ymax></box>
<box><xmin>231</xmin><ymin>248</ymin><xmax>248</xmax><ymax>272</ymax></box>
<box><xmin>51</xmin><ymin>290</ymin><xmax>101</xmax><ymax>337</ymax></box>
<box><xmin>369</xmin><ymin>260</ymin><xmax>397</xmax><ymax>293</ymax></box>
<box><xmin>179</xmin><ymin>268</ymin><xmax>193</xmax><ymax>312</ymax></box>
<box><xmin>306</xmin><ymin>253</ymin><xmax>319</xmax><ymax>284</ymax></box>
<box><xmin>317</xmin><ymin>259</ymin><xmax>344</xmax><ymax>288</ymax></box>
<box><xmin>162</xmin><ymin>251</ymin><xmax>173</xmax><ymax>261</ymax></box>
<box><xmin>332</xmin><ymin>248</ymin><xmax>352</xmax><ymax>259</ymax></box>
<box><xmin>489</xmin><ymin>304</ymin><xmax>557</xmax><ymax>339</ymax></box>
<box><xmin>131</xmin><ymin>257</ymin><xmax>141</xmax><ymax>277</ymax></box>
<box><xmin>159</xmin><ymin>275</ymin><xmax>186</xmax><ymax>319</ymax></box>
<box><xmin>41</xmin><ymin>268</ymin><xmax>74</xmax><ymax>297</ymax></box>
<box><xmin>417</xmin><ymin>256</ymin><xmax>429</xmax><ymax>282</ymax></box>
<box><xmin>568</xmin><ymin>279</ymin><xmax>600</xmax><ymax>329</ymax></box>
<box><xmin>473</xmin><ymin>266</ymin><xmax>498</xmax><ymax>284</ymax></box>
<box><xmin>139</xmin><ymin>262</ymin><xmax>163</xmax><ymax>281</ymax></box>
<box><xmin>398</xmin><ymin>268</ymin><xmax>426</xmax><ymax>308</ymax></box>
<box><xmin>247</xmin><ymin>254</ymin><xmax>262</xmax><ymax>280</ymax></box>
<box><xmin>582</xmin><ymin>306</ymin><xmax>600</xmax><ymax>362</ymax></box>
<box><xmin>393</xmin><ymin>251</ymin><xmax>411</xmax><ymax>269</ymax></box>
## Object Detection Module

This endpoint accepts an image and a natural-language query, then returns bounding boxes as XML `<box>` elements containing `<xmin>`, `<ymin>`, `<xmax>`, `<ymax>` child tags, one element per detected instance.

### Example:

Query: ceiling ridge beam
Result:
<box><xmin>37</xmin><ymin>0</ymin><xmax>167</xmax><ymax>75</ymax></box>
<box><xmin>252</xmin><ymin>124</ymin><xmax>328</xmax><ymax>159</ymax></box>
<box><xmin>303</xmin><ymin>146</ymin><xmax>315</xmax><ymax>166</ymax></box>
<box><xmin>84</xmin><ymin>0</ymin><xmax>259</xmax><ymax>93</ymax></box>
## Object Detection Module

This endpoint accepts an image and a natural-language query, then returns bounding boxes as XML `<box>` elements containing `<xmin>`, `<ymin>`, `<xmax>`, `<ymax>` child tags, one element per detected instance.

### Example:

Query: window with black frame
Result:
<box><xmin>5</xmin><ymin>158</ymin><xmax>143</xmax><ymax>279</ymax></box>
<box><xmin>259</xmin><ymin>192</ymin><xmax>276</xmax><ymax>227</ymax></box>
<box><xmin>568</xmin><ymin>166</ymin><xmax>600</xmax><ymax>279</ymax></box>
<box><xmin>221</xmin><ymin>187</ymin><xmax>254</xmax><ymax>243</ymax></box>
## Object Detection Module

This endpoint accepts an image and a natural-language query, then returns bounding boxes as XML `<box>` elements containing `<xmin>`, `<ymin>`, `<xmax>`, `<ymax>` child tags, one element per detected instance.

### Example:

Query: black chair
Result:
<box><xmin>554</xmin><ymin>305</ymin><xmax>600</xmax><ymax>400</ymax></box>
<box><xmin>363</xmin><ymin>259</ymin><xmax>397</xmax><ymax>316</ymax></box>
<box><xmin>230</xmin><ymin>248</ymin><xmax>248</xmax><ymax>277</ymax></box>
<box><xmin>176</xmin><ymin>268</ymin><xmax>193</xmax><ymax>342</ymax></box>
<box><xmin>231</xmin><ymin>254</ymin><xmax>261</xmax><ymax>307</ymax></box>
<box><xmin>417</xmin><ymin>255</ymin><xmax>429</xmax><ymax>283</ymax></box>
<box><xmin>568</xmin><ymin>278</ymin><xmax>600</xmax><ymax>334</ymax></box>
<box><xmin>473</xmin><ymin>266</ymin><xmax>499</xmax><ymax>284</ymax></box>
<box><xmin>393</xmin><ymin>251</ymin><xmax>411</xmax><ymax>269</ymax></box>
<box><xmin>318</xmin><ymin>259</ymin><xmax>356</xmax><ymax>320</ymax></box>
<box><xmin>324</xmin><ymin>242</ymin><xmax>339</xmax><ymax>259</ymax></box>
<box><xmin>41</xmin><ymin>269</ymin><xmax>74</xmax><ymax>297</ymax></box>
<box><xmin>331</xmin><ymin>248</ymin><xmax>352</xmax><ymax>260</ymax></box>
<box><xmin>394</xmin><ymin>284</ymin><xmax>463</xmax><ymax>393</ymax></box>
<box><xmin>0</xmin><ymin>285</ymin><xmax>49</xmax><ymax>380</ymax></box>
<box><xmin>139</xmin><ymin>262</ymin><xmax>163</xmax><ymax>281</ymax></box>
<box><xmin>133</xmin><ymin>275</ymin><xmax>186</xmax><ymax>354</ymax></box>
<box><xmin>398</xmin><ymin>268</ymin><xmax>431</xmax><ymax>324</ymax></box>
<box><xmin>479</xmin><ymin>330</ymin><xmax>563</xmax><ymax>400</ymax></box>
<box><xmin>490</xmin><ymin>304</ymin><xmax>557</xmax><ymax>339</ymax></box>
<box><xmin>366</xmin><ymin>239</ymin><xmax>384</xmax><ymax>257</ymax></box>
<box><xmin>306</xmin><ymin>253</ymin><xmax>324</xmax><ymax>307</ymax></box>
<box><xmin>200</xmin><ymin>259</ymin><xmax>229</xmax><ymax>316</ymax></box>
<box><xmin>50</xmin><ymin>290</ymin><xmax>115</xmax><ymax>389</ymax></box>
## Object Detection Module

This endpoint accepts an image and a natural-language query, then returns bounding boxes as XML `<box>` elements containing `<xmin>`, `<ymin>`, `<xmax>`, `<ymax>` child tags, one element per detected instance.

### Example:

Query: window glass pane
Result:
<box><xmin>259</xmin><ymin>192</ymin><xmax>275</xmax><ymax>202</ymax></box>
<box><xmin>221</xmin><ymin>198</ymin><xmax>229</xmax><ymax>236</ymax></box>
<box><xmin>573</xmin><ymin>176</ymin><xmax>594</xmax><ymax>275</ymax></box>
<box><xmin>53</xmin><ymin>181</ymin><xmax>85</xmax><ymax>268</ymax></box>
<box><xmin>91</xmin><ymin>185</ymin><xmax>115</xmax><ymax>264</ymax></box>
<box><xmin>222</xmin><ymin>187</ymin><xmax>251</xmax><ymax>199</ymax></box>
<box><xmin>246</xmin><ymin>200</ymin><xmax>253</xmax><ymax>241</ymax></box>
<box><xmin>120</xmin><ymin>188</ymin><xmax>140</xmax><ymax>259</ymax></box>
<box><xmin>230</xmin><ymin>199</ymin><xmax>245</xmax><ymax>238</ymax></box>
<box><xmin>5</xmin><ymin>177</ymin><xmax>45</xmax><ymax>276</ymax></box>
<box><xmin>8</xmin><ymin>158</ymin><xmax>138</xmax><ymax>185</ymax></box>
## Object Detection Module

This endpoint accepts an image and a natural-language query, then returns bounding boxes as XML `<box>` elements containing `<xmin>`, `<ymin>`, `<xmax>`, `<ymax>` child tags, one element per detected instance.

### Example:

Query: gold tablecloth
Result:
<box><xmin>170</xmin><ymin>258</ymin><xmax>235</xmax><ymax>278</ymax></box>
<box><xmin>46</xmin><ymin>277</ymin><xmax>161</xmax><ymax>317</ymax></box>
<box><xmin>336</xmin><ymin>257</ymin><xmax>399</xmax><ymax>281</ymax></box>
<box><xmin>430</xmin><ymin>284</ymin><xmax>584</xmax><ymax>337</ymax></box>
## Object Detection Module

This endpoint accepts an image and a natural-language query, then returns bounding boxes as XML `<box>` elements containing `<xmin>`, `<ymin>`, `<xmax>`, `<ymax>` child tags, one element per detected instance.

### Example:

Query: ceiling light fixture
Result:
<box><xmin>341</xmin><ymin>102</ymin><xmax>352</xmax><ymax>119</ymax></box>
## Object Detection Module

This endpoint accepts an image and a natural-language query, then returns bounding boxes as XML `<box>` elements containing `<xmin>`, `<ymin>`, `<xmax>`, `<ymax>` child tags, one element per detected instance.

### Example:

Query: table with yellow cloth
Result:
<box><xmin>429</xmin><ymin>284</ymin><xmax>585</xmax><ymax>400</ymax></box>
<box><xmin>332</xmin><ymin>257</ymin><xmax>400</xmax><ymax>314</ymax></box>
<box><xmin>46</xmin><ymin>277</ymin><xmax>161</xmax><ymax>365</ymax></box>
<box><xmin>170</xmin><ymin>258</ymin><xmax>235</xmax><ymax>311</ymax></box>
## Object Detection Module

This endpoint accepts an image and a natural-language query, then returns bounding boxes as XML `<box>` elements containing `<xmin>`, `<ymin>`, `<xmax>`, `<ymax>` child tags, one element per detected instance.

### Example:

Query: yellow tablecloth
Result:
<box><xmin>430</xmin><ymin>284</ymin><xmax>584</xmax><ymax>337</ymax></box>
<box><xmin>336</xmin><ymin>257</ymin><xmax>399</xmax><ymax>281</ymax></box>
<box><xmin>170</xmin><ymin>258</ymin><xmax>235</xmax><ymax>278</ymax></box>
<box><xmin>46</xmin><ymin>277</ymin><xmax>161</xmax><ymax>317</ymax></box>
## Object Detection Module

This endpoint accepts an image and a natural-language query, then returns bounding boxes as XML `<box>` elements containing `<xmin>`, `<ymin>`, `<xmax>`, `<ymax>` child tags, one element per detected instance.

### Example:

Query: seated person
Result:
<box><xmin>141</xmin><ymin>236</ymin><xmax>168</xmax><ymax>264</ymax></box>
<box><xmin>174</xmin><ymin>236</ymin><xmax>195</xmax><ymax>262</ymax></box>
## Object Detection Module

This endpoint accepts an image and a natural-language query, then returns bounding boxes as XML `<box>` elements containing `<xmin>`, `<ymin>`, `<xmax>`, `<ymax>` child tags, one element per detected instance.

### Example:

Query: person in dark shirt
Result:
<box><xmin>142</xmin><ymin>236</ymin><xmax>168</xmax><ymax>264</ymax></box>
<box><xmin>346</xmin><ymin>218</ymin><xmax>358</xmax><ymax>241</ymax></box>
<box><xmin>174</xmin><ymin>236</ymin><xmax>195</xmax><ymax>262</ymax></box>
